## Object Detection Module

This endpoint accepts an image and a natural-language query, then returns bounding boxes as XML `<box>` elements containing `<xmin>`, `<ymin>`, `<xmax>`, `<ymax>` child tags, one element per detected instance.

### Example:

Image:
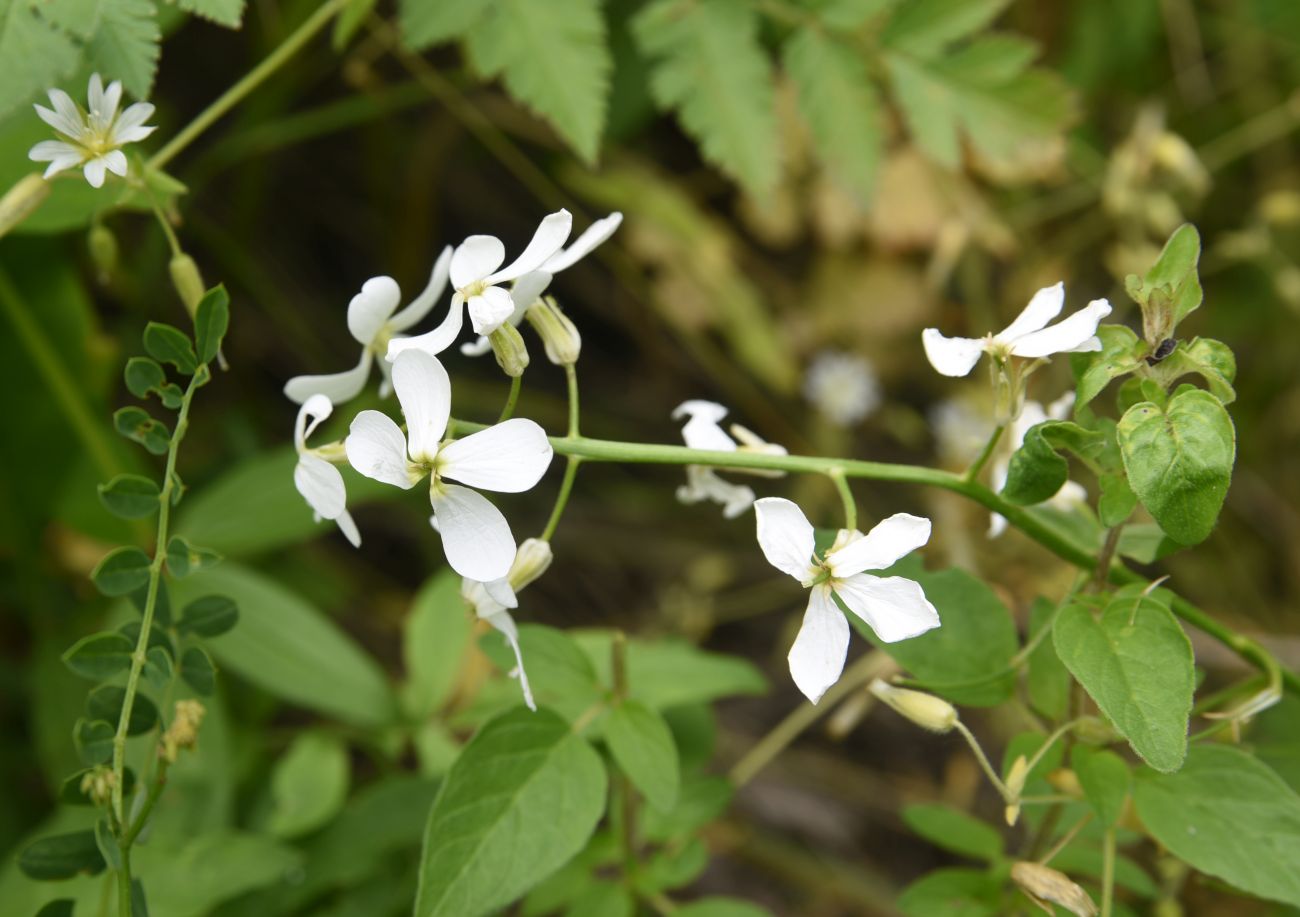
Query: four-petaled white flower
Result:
<box><xmin>989</xmin><ymin>393</ymin><xmax>1087</xmax><ymax>537</ymax></box>
<box><xmin>388</xmin><ymin>210</ymin><xmax>573</xmax><ymax>359</ymax></box>
<box><xmin>922</xmin><ymin>283</ymin><xmax>1112</xmax><ymax>378</ymax></box>
<box><xmin>461</xmin><ymin>212</ymin><xmax>623</xmax><ymax>357</ymax></box>
<box><xmin>345</xmin><ymin>350</ymin><xmax>553</xmax><ymax>582</ymax></box>
<box><xmin>284</xmin><ymin>247</ymin><xmax>454</xmax><ymax>405</ymax></box>
<box><xmin>804</xmin><ymin>350</ymin><xmax>881</xmax><ymax>427</ymax></box>
<box><xmin>28</xmin><ymin>74</ymin><xmax>157</xmax><ymax>188</ymax></box>
<box><xmin>292</xmin><ymin>394</ymin><xmax>361</xmax><ymax>547</ymax></box>
<box><xmin>754</xmin><ymin>497</ymin><xmax>940</xmax><ymax>704</ymax></box>
<box><xmin>674</xmin><ymin>400</ymin><xmax>786</xmax><ymax>519</ymax></box>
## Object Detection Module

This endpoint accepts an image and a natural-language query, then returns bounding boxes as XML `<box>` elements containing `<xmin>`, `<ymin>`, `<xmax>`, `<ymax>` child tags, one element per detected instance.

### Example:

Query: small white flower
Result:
<box><xmin>673</xmin><ymin>400</ymin><xmax>786</xmax><ymax>519</ymax></box>
<box><xmin>754</xmin><ymin>497</ymin><xmax>940</xmax><ymax>703</ymax></box>
<box><xmin>929</xmin><ymin>397</ymin><xmax>989</xmax><ymax>464</ymax></box>
<box><xmin>922</xmin><ymin>283</ymin><xmax>1112</xmax><ymax>378</ymax></box>
<box><xmin>460</xmin><ymin>212</ymin><xmax>622</xmax><ymax>357</ymax></box>
<box><xmin>387</xmin><ymin>210</ymin><xmax>574</xmax><ymax>360</ymax></box>
<box><xmin>345</xmin><ymin>350</ymin><xmax>553</xmax><ymax>582</ymax></box>
<box><xmin>989</xmin><ymin>393</ymin><xmax>1087</xmax><ymax>537</ymax></box>
<box><xmin>292</xmin><ymin>395</ymin><xmax>361</xmax><ymax>547</ymax></box>
<box><xmin>803</xmin><ymin>350</ymin><xmax>881</xmax><ymax>427</ymax></box>
<box><xmin>28</xmin><ymin>74</ymin><xmax>157</xmax><ymax>188</ymax></box>
<box><xmin>283</xmin><ymin>247</ymin><xmax>454</xmax><ymax>405</ymax></box>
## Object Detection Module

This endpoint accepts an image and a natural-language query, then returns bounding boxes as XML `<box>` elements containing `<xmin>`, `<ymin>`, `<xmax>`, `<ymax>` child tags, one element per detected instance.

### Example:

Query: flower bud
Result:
<box><xmin>489</xmin><ymin>321</ymin><xmax>529</xmax><ymax>377</ymax></box>
<box><xmin>169</xmin><ymin>253</ymin><xmax>206</xmax><ymax>318</ymax></box>
<box><xmin>525</xmin><ymin>297</ymin><xmax>582</xmax><ymax>366</ymax></box>
<box><xmin>1046</xmin><ymin>767</ymin><xmax>1084</xmax><ymax>799</ymax></box>
<box><xmin>79</xmin><ymin>765</ymin><xmax>117</xmax><ymax>807</ymax></box>
<box><xmin>0</xmin><ymin>173</ymin><xmax>51</xmax><ymax>238</ymax></box>
<box><xmin>508</xmin><ymin>538</ymin><xmax>553</xmax><ymax>592</ymax></box>
<box><xmin>1004</xmin><ymin>754</ymin><xmax>1030</xmax><ymax>825</ymax></box>
<box><xmin>161</xmin><ymin>699</ymin><xmax>206</xmax><ymax>763</ymax></box>
<box><xmin>868</xmin><ymin>678</ymin><xmax>958</xmax><ymax>733</ymax></box>
<box><xmin>88</xmin><ymin>224</ymin><xmax>118</xmax><ymax>284</ymax></box>
<box><xmin>1011</xmin><ymin>862</ymin><xmax>1098</xmax><ymax>917</ymax></box>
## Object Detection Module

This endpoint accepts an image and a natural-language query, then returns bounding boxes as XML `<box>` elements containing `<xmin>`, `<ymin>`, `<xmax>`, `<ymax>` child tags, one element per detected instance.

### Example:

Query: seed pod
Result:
<box><xmin>169</xmin><ymin>253</ymin><xmax>206</xmax><ymax>318</ymax></box>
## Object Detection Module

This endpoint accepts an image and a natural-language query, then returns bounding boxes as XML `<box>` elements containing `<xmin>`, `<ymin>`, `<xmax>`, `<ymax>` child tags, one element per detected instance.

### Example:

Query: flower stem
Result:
<box><xmin>498</xmin><ymin>375</ymin><xmax>522</xmax><ymax>422</ymax></box>
<box><xmin>964</xmin><ymin>423</ymin><xmax>1004</xmax><ymax>483</ymax></box>
<box><xmin>954</xmin><ymin>720</ymin><xmax>1012</xmax><ymax>801</ymax></box>
<box><xmin>828</xmin><ymin>468</ymin><xmax>856</xmax><ymax>531</ymax></box>
<box><xmin>1101</xmin><ymin>827</ymin><xmax>1116</xmax><ymax>917</ymax></box>
<box><xmin>538</xmin><ymin>364</ymin><xmax>583</xmax><ymax>541</ymax></box>
<box><xmin>147</xmin><ymin>0</ymin><xmax>350</xmax><ymax>171</ymax></box>
<box><xmin>565</xmin><ymin>363</ymin><xmax>580</xmax><ymax>437</ymax></box>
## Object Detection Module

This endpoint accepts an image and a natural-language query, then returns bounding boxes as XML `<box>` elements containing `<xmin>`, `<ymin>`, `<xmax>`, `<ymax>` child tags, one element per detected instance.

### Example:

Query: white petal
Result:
<box><xmin>988</xmin><ymin>512</ymin><xmax>1008</xmax><ymax>538</ymax></box>
<box><xmin>430</xmin><ymin>484</ymin><xmax>516</xmax><ymax>582</ymax></box>
<box><xmin>294</xmin><ymin>392</ymin><xmax>334</xmax><ymax>449</ymax></box>
<box><xmin>388</xmin><ymin>246</ymin><xmax>453</xmax><ymax>331</ymax></box>
<box><xmin>40</xmin><ymin>154</ymin><xmax>82</xmax><ymax>179</ymax></box>
<box><xmin>998</xmin><ymin>282</ymin><xmax>1065</xmax><ymax>342</ymax></box>
<box><xmin>283</xmin><ymin>350</ymin><xmax>373</xmax><ymax>404</ymax></box>
<box><xmin>294</xmin><ymin>454</ymin><xmax>347</xmax><ymax>518</ymax></box>
<box><xmin>1008</xmin><ymin>299</ymin><xmax>1112</xmax><ymax>359</ymax></box>
<box><xmin>112</xmin><ymin>102</ymin><xmax>156</xmax><ymax>143</ymax></box>
<box><xmin>482</xmin><ymin>576</ymin><xmax>519</xmax><ymax>609</ymax></box>
<box><xmin>101</xmin><ymin>149</ymin><xmax>128</xmax><ymax>177</ymax></box>
<box><xmin>439</xmin><ymin>418</ymin><xmax>553</xmax><ymax>493</ymax></box>
<box><xmin>334</xmin><ymin>509</ymin><xmax>362</xmax><ymax>547</ymax></box>
<box><xmin>99</xmin><ymin>79</ymin><xmax>123</xmax><ymax>128</ymax></box>
<box><xmin>83</xmin><ymin>158</ymin><xmax>107</xmax><ymax>188</ymax></box>
<box><xmin>391</xmin><ymin>350</ymin><xmax>451</xmax><ymax>461</ymax></box>
<box><xmin>543</xmin><ymin>212</ymin><xmax>622</xmax><ymax>273</ymax></box>
<box><xmin>88</xmin><ymin>74</ymin><xmax>105</xmax><ymax>111</ymax></box>
<box><xmin>674</xmin><ymin>401</ymin><xmax>737</xmax><ymax>452</ymax></box>
<box><xmin>827</xmin><ymin>513</ymin><xmax>931</xmax><ymax>577</ymax></box>
<box><xmin>451</xmin><ymin>235</ymin><xmax>505</xmax><ymax>288</ymax></box>
<box><xmin>387</xmin><ymin>292</ymin><xmax>465</xmax><ymax>359</ymax></box>
<box><xmin>753</xmin><ymin>497</ymin><xmax>818</xmax><ymax>582</ymax></box>
<box><xmin>1046</xmin><ymin>391</ymin><xmax>1075</xmax><ymax>422</ymax></box>
<box><xmin>788</xmin><ymin>585</ymin><xmax>849</xmax><ymax>704</ymax></box>
<box><xmin>346</xmin><ymin>409</ymin><xmax>418</xmax><ymax>489</ymax></box>
<box><xmin>466</xmin><ymin>286</ymin><xmax>516</xmax><ymax>335</ymax></box>
<box><xmin>921</xmin><ymin>329</ymin><xmax>986</xmax><ymax>377</ymax></box>
<box><xmin>676</xmin><ymin>466</ymin><xmax>756</xmax><ymax>519</ymax></box>
<box><xmin>508</xmin><ymin>271</ymin><xmax>553</xmax><ymax>311</ymax></box>
<box><xmin>347</xmin><ymin>276</ymin><xmax>401</xmax><ymax>345</ymax></box>
<box><xmin>28</xmin><ymin>140</ymin><xmax>80</xmax><ymax>162</ymax></box>
<box><xmin>459</xmin><ymin>335</ymin><xmax>492</xmax><ymax>358</ymax></box>
<box><xmin>36</xmin><ymin>95</ymin><xmax>84</xmax><ymax>138</ymax></box>
<box><xmin>833</xmin><ymin>573</ymin><xmax>940</xmax><ymax>643</ymax></box>
<box><xmin>485</xmin><ymin>210</ymin><xmax>573</xmax><ymax>284</ymax></box>
<box><xmin>481</xmin><ymin>609</ymin><xmax>536</xmax><ymax>711</ymax></box>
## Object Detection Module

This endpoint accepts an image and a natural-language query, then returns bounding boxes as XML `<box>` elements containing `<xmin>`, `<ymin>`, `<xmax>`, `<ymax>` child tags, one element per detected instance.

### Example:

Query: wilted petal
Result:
<box><xmin>450</xmin><ymin>235</ymin><xmax>505</xmax><ymax>288</ymax></box>
<box><xmin>481</xmin><ymin>609</ymin><xmax>536</xmax><ymax>711</ymax></box>
<box><xmin>486</xmin><ymin>209</ymin><xmax>573</xmax><ymax>284</ymax></box>
<box><xmin>430</xmin><ymin>483</ymin><xmax>516</xmax><ymax>582</ymax></box>
<box><xmin>466</xmin><ymin>286</ymin><xmax>515</xmax><ymax>335</ymax></box>
<box><xmin>543</xmin><ymin>212</ymin><xmax>622</xmax><ymax>273</ymax></box>
<box><xmin>283</xmin><ymin>350</ymin><xmax>373</xmax><ymax>405</ymax></box>
<box><xmin>391</xmin><ymin>350</ymin><xmax>451</xmax><ymax>462</ymax></box>
<box><xmin>347</xmin><ymin>276</ymin><xmax>402</xmax><ymax>345</ymax></box>
<box><xmin>346</xmin><ymin>410</ymin><xmax>418</xmax><ymax>489</ymax></box>
<box><xmin>998</xmin><ymin>282</ymin><xmax>1065</xmax><ymax>342</ymax></box>
<box><xmin>788</xmin><ymin>585</ymin><xmax>849</xmax><ymax>704</ymax></box>
<box><xmin>1008</xmin><ymin>299</ymin><xmax>1112</xmax><ymax>359</ymax></box>
<box><xmin>833</xmin><ymin>573</ymin><xmax>940</xmax><ymax>643</ymax></box>
<box><xmin>827</xmin><ymin>513</ymin><xmax>931</xmax><ymax>577</ymax></box>
<box><xmin>294</xmin><ymin>453</ymin><xmax>347</xmax><ymax>518</ymax></box>
<box><xmin>440</xmin><ymin>418</ymin><xmax>553</xmax><ymax>493</ymax></box>
<box><xmin>754</xmin><ymin>497</ymin><xmax>818</xmax><ymax>582</ymax></box>
<box><xmin>389</xmin><ymin>246</ymin><xmax>453</xmax><ymax>331</ymax></box>
<box><xmin>387</xmin><ymin>292</ymin><xmax>465</xmax><ymax>359</ymax></box>
<box><xmin>921</xmin><ymin>329</ymin><xmax>986</xmax><ymax>377</ymax></box>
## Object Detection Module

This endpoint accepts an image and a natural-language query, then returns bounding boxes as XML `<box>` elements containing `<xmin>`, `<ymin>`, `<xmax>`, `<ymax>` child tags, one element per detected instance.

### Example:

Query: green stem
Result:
<box><xmin>110</xmin><ymin>370</ymin><xmax>203</xmax><ymax>823</ymax></box>
<box><xmin>954</xmin><ymin>720</ymin><xmax>1012</xmax><ymax>801</ymax></box>
<box><xmin>564</xmin><ymin>363</ymin><xmax>580</xmax><ymax>437</ymax></box>
<box><xmin>498</xmin><ymin>375</ymin><xmax>522</xmax><ymax>422</ymax></box>
<box><xmin>1023</xmin><ymin>718</ymin><xmax>1085</xmax><ymax>777</ymax></box>
<box><xmin>964</xmin><ymin>424</ymin><xmax>1004</xmax><ymax>483</ymax></box>
<box><xmin>828</xmin><ymin>468</ymin><xmax>856</xmax><ymax>531</ymax></box>
<box><xmin>116</xmin><ymin>848</ymin><xmax>132</xmax><ymax>917</ymax></box>
<box><xmin>147</xmin><ymin>0</ymin><xmax>349</xmax><ymax>171</ymax></box>
<box><xmin>538</xmin><ymin>364</ymin><xmax>583</xmax><ymax>541</ymax></box>
<box><xmin>1101</xmin><ymin>828</ymin><xmax>1116</xmax><ymax>917</ymax></box>
<box><xmin>123</xmin><ymin>760</ymin><xmax>170</xmax><ymax>847</ymax></box>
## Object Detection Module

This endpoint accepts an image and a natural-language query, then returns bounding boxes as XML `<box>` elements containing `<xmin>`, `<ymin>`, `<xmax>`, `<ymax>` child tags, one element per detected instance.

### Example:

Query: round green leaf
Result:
<box><xmin>90</xmin><ymin>546</ymin><xmax>153</xmax><ymax>596</ymax></box>
<box><xmin>901</xmin><ymin>804</ymin><xmax>1003</xmax><ymax>863</ymax></box>
<box><xmin>62</xmin><ymin>631</ymin><xmax>133</xmax><ymax>680</ymax></box>
<box><xmin>113</xmin><ymin>406</ymin><xmax>171</xmax><ymax>454</ymax></box>
<box><xmin>606</xmin><ymin>699</ymin><xmax>680</xmax><ymax>812</ymax></box>
<box><xmin>86</xmin><ymin>685</ymin><xmax>159</xmax><ymax>736</ymax></box>
<box><xmin>177</xmin><ymin>594</ymin><xmax>239</xmax><ymax>637</ymax></box>
<box><xmin>18</xmin><ymin>831</ymin><xmax>106</xmax><ymax>880</ymax></box>
<box><xmin>180</xmin><ymin>645</ymin><xmax>217</xmax><ymax>696</ymax></box>
<box><xmin>143</xmin><ymin>321</ymin><xmax>197</xmax><ymax>374</ymax></box>
<box><xmin>98</xmin><ymin>473</ymin><xmax>161</xmax><ymax>519</ymax></box>
<box><xmin>267</xmin><ymin>731</ymin><xmax>350</xmax><ymax>839</ymax></box>
<box><xmin>194</xmin><ymin>285</ymin><xmax>230</xmax><ymax>364</ymax></box>
<box><xmin>74</xmin><ymin>718</ymin><xmax>115</xmax><ymax>766</ymax></box>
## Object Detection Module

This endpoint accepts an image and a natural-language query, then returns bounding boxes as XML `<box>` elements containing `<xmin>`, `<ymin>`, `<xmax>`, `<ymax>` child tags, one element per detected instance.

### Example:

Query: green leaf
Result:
<box><xmin>177</xmin><ymin>0</ymin><xmax>245</xmax><ymax>28</ymax></box>
<box><xmin>193</xmin><ymin>285</ymin><xmax>229</xmax><ymax>364</ymax></box>
<box><xmin>86</xmin><ymin>684</ymin><xmax>158</xmax><ymax>736</ymax></box>
<box><xmin>1134</xmin><ymin>745</ymin><xmax>1300</xmax><ymax>907</ymax></box>
<box><xmin>1052</xmin><ymin>591</ymin><xmax>1193</xmax><ymax>772</ymax></box>
<box><xmin>478</xmin><ymin>624</ymin><xmax>603</xmax><ymax>720</ymax></box>
<box><xmin>606</xmin><ymin>700</ymin><xmax>680</xmax><ymax>812</ymax></box>
<box><xmin>1097</xmin><ymin>473</ymin><xmax>1137</xmax><ymax>528</ymax></box>
<box><xmin>98</xmin><ymin>473</ymin><xmax>160</xmax><ymax>519</ymax></box>
<box><xmin>94</xmin><ymin>816</ymin><xmax>121</xmax><ymax>872</ymax></box>
<box><xmin>398</xmin><ymin>0</ymin><xmax>489</xmax><ymax>48</ymax></box>
<box><xmin>402</xmin><ymin>572</ymin><xmax>472</xmax><ymax>718</ymax></box>
<box><xmin>881</xmin><ymin>0</ymin><xmax>1011</xmax><ymax>55</ymax></box>
<box><xmin>1071</xmin><ymin>746</ymin><xmax>1129</xmax><ymax>827</ymax></box>
<box><xmin>1072</xmin><ymin>324</ymin><xmax>1144</xmax><ymax>408</ymax></box>
<box><xmin>565</xmin><ymin>881</ymin><xmax>635</xmax><ymax>917</ymax></box>
<box><xmin>1137</xmin><ymin>223</ymin><xmax>1203</xmax><ymax>327</ymax></box>
<box><xmin>897</xmin><ymin>867</ymin><xmax>1000</xmax><ymax>917</ymax></box>
<box><xmin>802</xmin><ymin>0</ymin><xmax>899</xmax><ymax>30</ymax></box>
<box><xmin>332</xmin><ymin>0</ymin><xmax>377</xmax><ymax>49</ymax></box>
<box><xmin>901</xmin><ymin>804</ymin><xmax>1003</xmax><ymax>862</ymax></box>
<box><xmin>165</xmin><ymin>535</ymin><xmax>222</xmax><ymax>577</ymax></box>
<box><xmin>86</xmin><ymin>0</ymin><xmax>159</xmax><ymax>101</ymax></box>
<box><xmin>143</xmin><ymin>644</ymin><xmax>172</xmax><ymax>694</ymax></box>
<box><xmin>173</xmin><ymin>563</ymin><xmax>395</xmax><ymax>727</ymax></box>
<box><xmin>1025</xmin><ymin>598</ymin><xmax>1069</xmax><ymax>720</ymax></box>
<box><xmin>464</xmin><ymin>0</ymin><xmax>610</xmax><ymax>164</ymax></box>
<box><xmin>633</xmin><ymin>0</ymin><xmax>779</xmax><ymax>196</ymax></box>
<box><xmin>783</xmin><ymin>27</ymin><xmax>883</xmax><ymax>200</ymax></box>
<box><xmin>113</xmin><ymin>406</ymin><xmax>171</xmax><ymax>454</ymax></box>
<box><xmin>179</xmin><ymin>646</ymin><xmax>216</xmax><ymax>696</ymax></box>
<box><xmin>124</xmin><ymin>356</ymin><xmax>166</xmax><ymax>399</ymax></box>
<box><xmin>572</xmin><ymin>630</ymin><xmax>766</xmax><ymax>710</ymax></box>
<box><xmin>1002</xmin><ymin>420</ymin><xmax>1103</xmax><ymax>505</ymax></box>
<box><xmin>1117</xmin><ymin>388</ymin><xmax>1235</xmax><ymax>545</ymax></box>
<box><xmin>267</xmin><ymin>731</ymin><xmax>351</xmax><ymax>838</ymax></box>
<box><xmin>74</xmin><ymin>718</ymin><xmax>114</xmax><ymax>766</ymax></box>
<box><xmin>415</xmin><ymin>708</ymin><xmax>607</xmax><ymax>917</ymax></box>
<box><xmin>176</xmin><ymin>594</ymin><xmax>239</xmax><ymax>637</ymax></box>
<box><xmin>674</xmin><ymin>899</ymin><xmax>773</xmax><ymax>917</ymax></box>
<box><xmin>1151</xmin><ymin>337</ymin><xmax>1237</xmax><ymax>404</ymax></box>
<box><xmin>1115</xmin><ymin>523</ymin><xmax>1180</xmax><ymax>564</ymax></box>
<box><xmin>143</xmin><ymin>322</ymin><xmax>197</xmax><ymax>374</ymax></box>
<box><xmin>62</xmin><ymin>632</ymin><xmax>133</xmax><ymax>680</ymax></box>
<box><xmin>0</xmin><ymin>0</ymin><xmax>79</xmax><ymax>119</ymax></box>
<box><xmin>642</xmin><ymin>774</ymin><xmax>732</xmax><ymax>843</ymax></box>
<box><xmin>18</xmin><ymin>831</ymin><xmax>105</xmax><ymax>880</ymax></box>
<box><xmin>34</xmin><ymin>903</ymin><xmax>75</xmax><ymax>917</ymax></box>
<box><xmin>90</xmin><ymin>546</ymin><xmax>152</xmax><ymax>596</ymax></box>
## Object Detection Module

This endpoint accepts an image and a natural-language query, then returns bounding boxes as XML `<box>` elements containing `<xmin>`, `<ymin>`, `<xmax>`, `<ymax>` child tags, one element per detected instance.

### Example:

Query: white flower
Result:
<box><xmin>292</xmin><ymin>395</ymin><xmax>361</xmax><ymax>547</ymax></box>
<box><xmin>673</xmin><ymin>400</ymin><xmax>786</xmax><ymax>519</ymax></box>
<box><xmin>803</xmin><ymin>350</ymin><xmax>881</xmax><ymax>427</ymax></box>
<box><xmin>929</xmin><ymin>397</ymin><xmax>989</xmax><ymax>464</ymax></box>
<box><xmin>988</xmin><ymin>393</ymin><xmax>1088</xmax><ymax>537</ymax></box>
<box><xmin>387</xmin><ymin>210</ymin><xmax>574</xmax><ymax>360</ymax></box>
<box><xmin>922</xmin><ymin>283</ymin><xmax>1112</xmax><ymax>378</ymax></box>
<box><xmin>28</xmin><ymin>74</ymin><xmax>157</xmax><ymax>188</ymax></box>
<box><xmin>345</xmin><ymin>350</ymin><xmax>553</xmax><ymax>581</ymax></box>
<box><xmin>460</xmin><ymin>538</ymin><xmax>554</xmax><ymax>712</ymax></box>
<box><xmin>283</xmin><ymin>247</ymin><xmax>454</xmax><ymax>405</ymax></box>
<box><xmin>754</xmin><ymin>497</ymin><xmax>940</xmax><ymax>703</ymax></box>
<box><xmin>460</xmin><ymin>212</ymin><xmax>622</xmax><ymax>357</ymax></box>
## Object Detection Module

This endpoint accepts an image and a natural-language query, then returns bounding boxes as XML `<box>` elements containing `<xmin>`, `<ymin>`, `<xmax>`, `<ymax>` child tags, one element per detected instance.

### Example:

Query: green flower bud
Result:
<box><xmin>489</xmin><ymin>321</ymin><xmax>530</xmax><ymax>378</ymax></box>
<box><xmin>508</xmin><ymin>538</ymin><xmax>553</xmax><ymax>592</ymax></box>
<box><xmin>0</xmin><ymin>174</ymin><xmax>51</xmax><ymax>238</ymax></box>
<box><xmin>869</xmin><ymin>678</ymin><xmax>958</xmax><ymax>733</ymax></box>
<box><xmin>525</xmin><ymin>297</ymin><xmax>582</xmax><ymax>366</ymax></box>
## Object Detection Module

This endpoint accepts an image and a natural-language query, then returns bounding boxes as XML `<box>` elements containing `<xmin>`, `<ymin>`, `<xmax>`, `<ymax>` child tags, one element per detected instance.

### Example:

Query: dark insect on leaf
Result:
<box><xmin>1146</xmin><ymin>338</ymin><xmax>1177</xmax><ymax>366</ymax></box>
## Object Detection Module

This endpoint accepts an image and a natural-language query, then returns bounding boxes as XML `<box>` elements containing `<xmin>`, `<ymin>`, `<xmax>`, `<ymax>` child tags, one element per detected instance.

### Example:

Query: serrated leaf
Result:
<box><xmin>398</xmin><ymin>0</ymin><xmax>489</xmax><ymax>49</ymax></box>
<box><xmin>0</xmin><ymin>0</ymin><xmax>79</xmax><ymax>119</ymax></box>
<box><xmin>177</xmin><ymin>593</ymin><xmax>239</xmax><ymax>637</ymax></box>
<box><xmin>463</xmin><ymin>0</ymin><xmax>610</xmax><ymax>164</ymax></box>
<box><xmin>166</xmin><ymin>535</ymin><xmax>222</xmax><ymax>577</ymax></box>
<box><xmin>1052</xmin><ymin>591</ymin><xmax>1193</xmax><ymax>772</ymax></box>
<box><xmin>881</xmin><ymin>0</ymin><xmax>1010</xmax><ymax>55</ymax></box>
<box><xmin>177</xmin><ymin>0</ymin><xmax>245</xmax><ymax>28</ymax></box>
<box><xmin>415</xmin><ymin>707</ymin><xmax>607</xmax><ymax>917</ymax></box>
<box><xmin>901</xmin><ymin>804</ymin><xmax>1003</xmax><ymax>862</ymax></box>
<box><xmin>267</xmin><ymin>731</ymin><xmax>350</xmax><ymax>838</ymax></box>
<box><xmin>86</xmin><ymin>0</ymin><xmax>159</xmax><ymax>101</ymax></box>
<box><xmin>98</xmin><ymin>473</ymin><xmax>161</xmax><ymax>518</ymax></box>
<box><xmin>783</xmin><ymin>27</ymin><xmax>882</xmax><ymax>201</ymax></box>
<box><xmin>1118</xmin><ymin>388</ymin><xmax>1235</xmax><ymax>545</ymax></box>
<box><xmin>180</xmin><ymin>645</ymin><xmax>216</xmax><ymax>695</ymax></box>
<box><xmin>86</xmin><ymin>684</ymin><xmax>159</xmax><ymax>736</ymax></box>
<box><xmin>91</xmin><ymin>545</ymin><xmax>152</xmax><ymax>596</ymax></box>
<box><xmin>633</xmin><ymin>0</ymin><xmax>779</xmax><ymax>196</ymax></box>
<box><xmin>606</xmin><ymin>700</ymin><xmax>680</xmax><ymax>812</ymax></box>
<box><xmin>802</xmin><ymin>0</ymin><xmax>899</xmax><ymax>31</ymax></box>
<box><xmin>114</xmin><ymin>405</ymin><xmax>171</xmax><ymax>454</ymax></box>
<box><xmin>143</xmin><ymin>321</ymin><xmax>197</xmax><ymax>374</ymax></box>
<box><xmin>63</xmin><ymin>631</ymin><xmax>134</xmax><ymax>680</ymax></box>
<box><xmin>18</xmin><ymin>831</ymin><xmax>106</xmax><ymax>880</ymax></box>
<box><xmin>193</xmin><ymin>285</ymin><xmax>229</xmax><ymax>364</ymax></box>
